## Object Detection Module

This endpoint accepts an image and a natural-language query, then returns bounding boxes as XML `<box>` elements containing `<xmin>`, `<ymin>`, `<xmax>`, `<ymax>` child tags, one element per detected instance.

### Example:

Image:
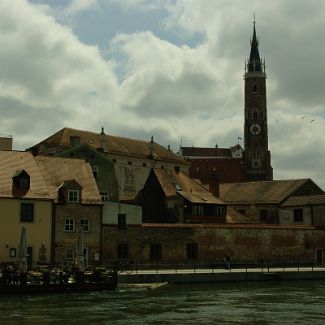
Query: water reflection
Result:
<box><xmin>1</xmin><ymin>281</ymin><xmax>325</xmax><ymax>324</ymax></box>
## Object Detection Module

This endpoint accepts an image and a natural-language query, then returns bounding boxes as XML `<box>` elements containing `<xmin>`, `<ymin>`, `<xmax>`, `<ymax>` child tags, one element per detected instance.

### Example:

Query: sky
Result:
<box><xmin>1</xmin><ymin>0</ymin><xmax>325</xmax><ymax>188</ymax></box>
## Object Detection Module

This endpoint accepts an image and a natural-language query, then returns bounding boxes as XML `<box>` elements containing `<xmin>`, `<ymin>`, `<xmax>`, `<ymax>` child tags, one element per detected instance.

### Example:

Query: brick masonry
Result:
<box><xmin>54</xmin><ymin>203</ymin><xmax>102</xmax><ymax>264</ymax></box>
<box><xmin>102</xmin><ymin>224</ymin><xmax>325</xmax><ymax>262</ymax></box>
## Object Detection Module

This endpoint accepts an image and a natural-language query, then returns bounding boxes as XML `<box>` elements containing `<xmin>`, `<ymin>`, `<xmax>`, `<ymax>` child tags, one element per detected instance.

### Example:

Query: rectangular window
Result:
<box><xmin>80</xmin><ymin>218</ymin><xmax>90</xmax><ymax>232</ymax></box>
<box><xmin>19</xmin><ymin>177</ymin><xmax>30</xmax><ymax>189</ymax></box>
<box><xmin>68</xmin><ymin>190</ymin><xmax>79</xmax><ymax>203</ymax></box>
<box><xmin>187</xmin><ymin>243</ymin><xmax>198</xmax><ymax>259</ymax></box>
<box><xmin>239</xmin><ymin>209</ymin><xmax>246</xmax><ymax>216</ymax></box>
<box><xmin>294</xmin><ymin>209</ymin><xmax>304</xmax><ymax>223</ymax></box>
<box><xmin>70</xmin><ymin>136</ymin><xmax>80</xmax><ymax>147</ymax></box>
<box><xmin>150</xmin><ymin>244</ymin><xmax>162</xmax><ymax>260</ymax></box>
<box><xmin>260</xmin><ymin>209</ymin><xmax>267</xmax><ymax>222</ymax></box>
<box><xmin>214</xmin><ymin>206</ymin><xmax>226</xmax><ymax>217</ymax></box>
<box><xmin>117</xmin><ymin>244</ymin><xmax>129</xmax><ymax>259</ymax></box>
<box><xmin>21</xmin><ymin>203</ymin><xmax>34</xmax><ymax>222</ymax></box>
<box><xmin>192</xmin><ymin>205</ymin><xmax>204</xmax><ymax>216</ymax></box>
<box><xmin>118</xmin><ymin>214</ymin><xmax>127</xmax><ymax>229</ymax></box>
<box><xmin>66</xmin><ymin>248</ymin><xmax>75</xmax><ymax>259</ymax></box>
<box><xmin>100</xmin><ymin>192</ymin><xmax>109</xmax><ymax>201</ymax></box>
<box><xmin>9</xmin><ymin>248</ymin><xmax>17</xmax><ymax>258</ymax></box>
<box><xmin>65</xmin><ymin>218</ymin><xmax>75</xmax><ymax>232</ymax></box>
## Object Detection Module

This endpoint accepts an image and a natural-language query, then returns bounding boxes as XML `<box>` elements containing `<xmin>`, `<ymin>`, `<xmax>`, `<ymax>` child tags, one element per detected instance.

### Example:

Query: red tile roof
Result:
<box><xmin>153</xmin><ymin>169</ymin><xmax>225</xmax><ymax>204</ymax></box>
<box><xmin>220</xmin><ymin>179</ymin><xmax>315</xmax><ymax>204</ymax></box>
<box><xmin>0</xmin><ymin>151</ymin><xmax>51</xmax><ymax>199</ymax></box>
<box><xmin>35</xmin><ymin>156</ymin><xmax>101</xmax><ymax>204</ymax></box>
<box><xmin>31</xmin><ymin>127</ymin><xmax>188</xmax><ymax>165</ymax></box>
<box><xmin>282</xmin><ymin>194</ymin><xmax>325</xmax><ymax>207</ymax></box>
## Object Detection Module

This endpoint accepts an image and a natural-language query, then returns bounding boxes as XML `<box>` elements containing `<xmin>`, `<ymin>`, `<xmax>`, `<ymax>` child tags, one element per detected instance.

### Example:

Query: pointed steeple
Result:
<box><xmin>247</xmin><ymin>20</ymin><xmax>262</xmax><ymax>72</ymax></box>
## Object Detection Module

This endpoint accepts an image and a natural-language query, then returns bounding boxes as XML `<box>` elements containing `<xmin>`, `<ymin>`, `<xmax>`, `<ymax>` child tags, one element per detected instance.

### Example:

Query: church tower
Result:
<box><xmin>243</xmin><ymin>22</ymin><xmax>273</xmax><ymax>181</ymax></box>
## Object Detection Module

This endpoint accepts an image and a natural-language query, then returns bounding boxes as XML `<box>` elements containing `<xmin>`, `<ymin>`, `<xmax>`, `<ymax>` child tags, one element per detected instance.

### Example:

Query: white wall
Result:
<box><xmin>102</xmin><ymin>202</ymin><xmax>142</xmax><ymax>225</ymax></box>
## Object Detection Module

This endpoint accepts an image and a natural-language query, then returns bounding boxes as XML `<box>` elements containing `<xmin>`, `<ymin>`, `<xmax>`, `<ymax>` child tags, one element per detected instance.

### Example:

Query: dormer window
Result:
<box><xmin>70</xmin><ymin>136</ymin><xmax>80</xmax><ymax>147</ymax></box>
<box><xmin>12</xmin><ymin>170</ymin><xmax>30</xmax><ymax>190</ymax></box>
<box><xmin>68</xmin><ymin>190</ymin><xmax>79</xmax><ymax>203</ymax></box>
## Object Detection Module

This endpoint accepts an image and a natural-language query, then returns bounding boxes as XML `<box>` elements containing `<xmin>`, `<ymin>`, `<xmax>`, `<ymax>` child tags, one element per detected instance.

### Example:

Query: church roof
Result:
<box><xmin>30</xmin><ymin>127</ymin><xmax>188</xmax><ymax>165</ymax></box>
<box><xmin>220</xmin><ymin>179</ymin><xmax>315</xmax><ymax>204</ymax></box>
<box><xmin>247</xmin><ymin>22</ymin><xmax>262</xmax><ymax>73</ymax></box>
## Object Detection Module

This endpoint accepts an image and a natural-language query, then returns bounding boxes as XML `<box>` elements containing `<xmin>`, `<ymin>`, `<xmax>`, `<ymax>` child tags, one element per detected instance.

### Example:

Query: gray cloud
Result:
<box><xmin>1</xmin><ymin>0</ymin><xmax>325</xmax><ymax>190</ymax></box>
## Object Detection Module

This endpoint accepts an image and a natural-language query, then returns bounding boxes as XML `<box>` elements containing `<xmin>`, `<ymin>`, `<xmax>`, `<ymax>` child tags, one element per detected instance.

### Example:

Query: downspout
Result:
<box><xmin>100</xmin><ymin>202</ymin><xmax>103</xmax><ymax>264</ymax></box>
<box><xmin>51</xmin><ymin>202</ymin><xmax>56</xmax><ymax>265</ymax></box>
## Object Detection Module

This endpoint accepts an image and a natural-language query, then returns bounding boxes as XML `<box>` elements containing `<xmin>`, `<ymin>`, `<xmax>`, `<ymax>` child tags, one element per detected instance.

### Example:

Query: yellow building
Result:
<box><xmin>0</xmin><ymin>151</ymin><xmax>53</xmax><ymax>265</ymax></box>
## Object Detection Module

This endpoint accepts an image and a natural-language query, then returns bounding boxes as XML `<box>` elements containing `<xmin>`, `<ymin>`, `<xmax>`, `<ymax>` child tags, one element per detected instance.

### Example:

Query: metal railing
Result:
<box><xmin>102</xmin><ymin>258</ymin><xmax>325</xmax><ymax>275</ymax></box>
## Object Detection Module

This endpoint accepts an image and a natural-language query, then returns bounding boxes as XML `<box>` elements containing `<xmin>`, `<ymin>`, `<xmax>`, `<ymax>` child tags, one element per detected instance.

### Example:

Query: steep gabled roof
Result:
<box><xmin>0</xmin><ymin>151</ymin><xmax>50</xmax><ymax>199</ymax></box>
<box><xmin>153</xmin><ymin>169</ymin><xmax>225</xmax><ymax>204</ymax></box>
<box><xmin>35</xmin><ymin>156</ymin><xmax>101</xmax><ymax>204</ymax></box>
<box><xmin>220</xmin><ymin>179</ymin><xmax>314</xmax><ymax>204</ymax></box>
<box><xmin>30</xmin><ymin>127</ymin><xmax>188</xmax><ymax>165</ymax></box>
<box><xmin>282</xmin><ymin>194</ymin><xmax>325</xmax><ymax>207</ymax></box>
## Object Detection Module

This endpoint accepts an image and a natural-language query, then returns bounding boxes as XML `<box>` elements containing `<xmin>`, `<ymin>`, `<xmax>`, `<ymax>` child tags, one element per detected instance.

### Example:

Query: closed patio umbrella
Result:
<box><xmin>19</xmin><ymin>227</ymin><xmax>28</xmax><ymax>273</ymax></box>
<box><xmin>76</xmin><ymin>227</ymin><xmax>85</xmax><ymax>272</ymax></box>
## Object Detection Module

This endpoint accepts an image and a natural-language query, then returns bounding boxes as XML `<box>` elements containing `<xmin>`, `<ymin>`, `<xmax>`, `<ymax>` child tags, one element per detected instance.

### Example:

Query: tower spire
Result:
<box><xmin>247</xmin><ymin>19</ymin><xmax>262</xmax><ymax>72</ymax></box>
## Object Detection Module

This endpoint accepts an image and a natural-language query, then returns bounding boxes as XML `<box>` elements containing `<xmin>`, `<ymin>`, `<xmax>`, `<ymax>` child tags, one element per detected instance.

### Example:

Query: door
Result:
<box><xmin>83</xmin><ymin>247</ymin><xmax>89</xmax><ymax>266</ymax></box>
<box><xmin>27</xmin><ymin>246</ymin><xmax>33</xmax><ymax>267</ymax></box>
<box><xmin>316</xmin><ymin>248</ymin><xmax>323</xmax><ymax>265</ymax></box>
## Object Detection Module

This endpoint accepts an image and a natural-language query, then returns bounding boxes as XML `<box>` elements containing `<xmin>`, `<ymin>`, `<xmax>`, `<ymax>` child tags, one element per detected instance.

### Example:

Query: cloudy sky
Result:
<box><xmin>1</xmin><ymin>0</ymin><xmax>325</xmax><ymax>188</ymax></box>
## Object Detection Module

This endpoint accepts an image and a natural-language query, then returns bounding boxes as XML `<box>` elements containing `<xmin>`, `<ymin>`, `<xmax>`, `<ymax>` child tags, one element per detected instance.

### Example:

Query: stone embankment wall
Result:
<box><xmin>102</xmin><ymin>224</ymin><xmax>325</xmax><ymax>262</ymax></box>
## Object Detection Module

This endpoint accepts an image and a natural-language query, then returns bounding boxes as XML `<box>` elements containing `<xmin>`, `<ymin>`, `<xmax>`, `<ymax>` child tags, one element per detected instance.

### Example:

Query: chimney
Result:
<box><xmin>0</xmin><ymin>134</ymin><xmax>13</xmax><ymax>150</ymax></box>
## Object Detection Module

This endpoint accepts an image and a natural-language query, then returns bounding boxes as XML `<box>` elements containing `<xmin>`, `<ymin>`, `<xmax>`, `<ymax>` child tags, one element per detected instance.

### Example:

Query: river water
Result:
<box><xmin>1</xmin><ymin>280</ymin><xmax>325</xmax><ymax>324</ymax></box>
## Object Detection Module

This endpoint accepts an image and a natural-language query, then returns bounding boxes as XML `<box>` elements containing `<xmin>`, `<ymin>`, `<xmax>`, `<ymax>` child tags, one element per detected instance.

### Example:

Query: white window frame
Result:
<box><xmin>68</xmin><ymin>190</ymin><xmax>79</xmax><ymax>203</ymax></box>
<box><xmin>80</xmin><ymin>218</ymin><xmax>90</xmax><ymax>232</ymax></box>
<box><xmin>64</xmin><ymin>218</ymin><xmax>75</xmax><ymax>232</ymax></box>
<box><xmin>100</xmin><ymin>192</ymin><xmax>109</xmax><ymax>201</ymax></box>
<box><xmin>66</xmin><ymin>247</ymin><xmax>75</xmax><ymax>260</ymax></box>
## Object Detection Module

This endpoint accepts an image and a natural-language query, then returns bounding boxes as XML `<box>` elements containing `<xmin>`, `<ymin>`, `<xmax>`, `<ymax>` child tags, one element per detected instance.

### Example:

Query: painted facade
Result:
<box><xmin>29</xmin><ymin>127</ymin><xmax>189</xmax><ymax>202</ymax></box>
<box><xmin>0</xmin><ymin>151</ymin><xmax>53</xmax><ymax>265</ymax></box>
<box><xmin>102</xmin><ymin>202</ymin><xmax>142</xmax><ymax>226</ymax></box>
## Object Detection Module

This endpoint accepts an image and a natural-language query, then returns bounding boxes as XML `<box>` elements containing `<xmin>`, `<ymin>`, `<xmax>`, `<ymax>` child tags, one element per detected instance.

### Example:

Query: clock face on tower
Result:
<box><xmin>250</xmin><ymin>123</ymin><xmax>261</xmax><ymax>135</ymax></box>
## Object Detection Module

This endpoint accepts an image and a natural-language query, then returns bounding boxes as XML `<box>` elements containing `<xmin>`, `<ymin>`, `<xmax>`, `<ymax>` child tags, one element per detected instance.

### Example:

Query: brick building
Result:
<box><xmin>219</xmin><ymin>179</ymin><xmax>324</xmax><ymax>224</ymax></box>
<box><xmin>102</xmin><ymin>223</ymin><xmax>325</xmax><ymax>264</ymax></box>
<box><xmin>181</xmin><ymin>22</ymin><xmax>273</xmax><ymax>185</ymax></box>
<box><xmin>29</xmin><ymin>127</ymin><xmax>189</xmax><ymax>202</ymax></box>
<box><xmin>35</xmin><ymin>156</ymin><xmax>102</xmax><ymax>265</ymax></box>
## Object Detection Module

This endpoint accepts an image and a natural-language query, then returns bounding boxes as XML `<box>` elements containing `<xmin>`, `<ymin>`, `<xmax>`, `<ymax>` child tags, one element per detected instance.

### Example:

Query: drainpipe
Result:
<box><xmin>51</xmin><ymin>203</ymin><xmax>56</xmax><ymax>265</ymax></box>
<box><xmin>100</xmin><ymin>203</ymin><xmax>103</xmax><ymax>264</ymax></box>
